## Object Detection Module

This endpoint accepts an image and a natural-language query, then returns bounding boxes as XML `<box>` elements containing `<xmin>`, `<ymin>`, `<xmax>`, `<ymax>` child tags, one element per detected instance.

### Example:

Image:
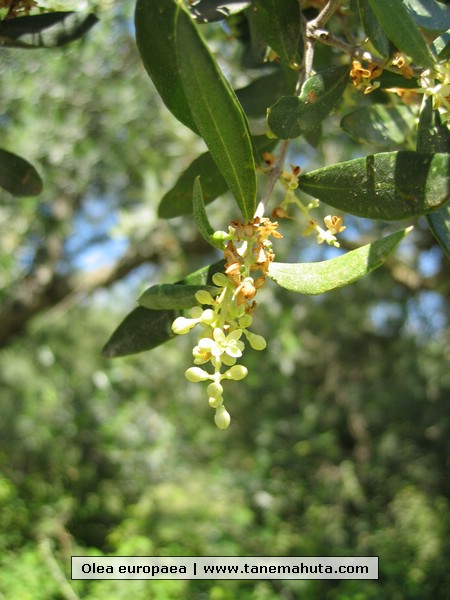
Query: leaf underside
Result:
<box><xmin>268</xmin><ymin>228</ymin><xmax>412</xmax><ymax>294</ymax></box>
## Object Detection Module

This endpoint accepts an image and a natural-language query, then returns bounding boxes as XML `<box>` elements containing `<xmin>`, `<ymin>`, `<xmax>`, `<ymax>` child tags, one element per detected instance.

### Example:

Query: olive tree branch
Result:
<box><xmin>255</xmin><ymin>1</ymin><xmax>343</xmax><ymax>219</ymax></box>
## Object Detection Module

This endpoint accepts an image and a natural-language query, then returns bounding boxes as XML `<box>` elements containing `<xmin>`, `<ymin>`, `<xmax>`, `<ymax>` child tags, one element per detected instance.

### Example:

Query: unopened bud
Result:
<box><xmin>212</xmin><ymin>230</ymin><xmax>229</xmax><ymax>244</ymax></box>
<box><xmin>223</xmin><ymin>365</ymin><xmax>248</xmax><ymax>381</ymax></box>
<box><xmin>212</xmin><ymin>272</ymin><xmax>229</xmax><ymax>287</ymax></box>
<box><xmin>214</xmin><ymin>405</ymin><xmax>231</xmax><ymax>429</ymax></box>
<box><xmin>185</xmin><ymin>367</ymin><xmax>210</xmax><ymax>382</ymax></box>
<box><xmin>195</xmin><ymin>290</ymin><xmax>215</xmax><ymax>305</ymax></box>
<box><xmin>238</xmin><ymin>314</ymin><xmax>253</xmax><ymax>328</ymax></box>
<box><xmin>247</xmin><ymin>332</ymin><xmax>267</xmax><ymax>351</ymax></box>
<box><xmin>207</xmin><ymin>381</ymin><xmax>224</xmax><ymax>399</ymax></box>
<box><xmin>208</xmin><ymin>395</ymin><xmax>223</xmax><ymax>408</ymax></box>
<box><xmin>172</xmin><ymin>317</ymin><xmax>196</xmax><ymax>335</ymax></box>
<box><xmin>201</xmin><ymin>309</ymin><xmax>216</xmax><ymax>324</ymax></box>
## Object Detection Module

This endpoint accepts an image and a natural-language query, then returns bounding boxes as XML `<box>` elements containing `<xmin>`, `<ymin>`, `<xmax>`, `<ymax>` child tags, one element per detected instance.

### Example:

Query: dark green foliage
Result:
<box><xmin>267</xmin><ymin>66</ymin><xmax>349</xmax><ymax>139</ymax></box>
<box><xmin>1</xmin><ymin>1</ymin><xmax>450</xmax><ymax>598</ymax></box>
<box><xmin>298</xmin><ymin>152</ymin><xmax>450</xmax><ymax>220</ymax></box>
<box><xmin>0</xmin><ymin>11</ymin><xmax>98</xmax><ymax>48</ymax></box>
<box><xmin>0</xmin><ymin>148</ymin><xmax>43</xmax><ymax>196</ymax></box>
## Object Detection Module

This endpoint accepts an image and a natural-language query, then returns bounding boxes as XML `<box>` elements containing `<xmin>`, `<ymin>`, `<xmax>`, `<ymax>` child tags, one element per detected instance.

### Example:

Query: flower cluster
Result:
<box><xmin>171</xmin><ymin>218</ymin><xmax>281</xmax><ymax>429</ymax></box>
<box><xmin>419</xmin><ymin>60</ymin><xmax>450</xmax><ymax>124</ymax></box>
<box><xmin>269</xmin><ymin>161</ymin><xmax>346</xmax><ymax>248</ymax></box>
<box><xmin>349</xmin><ymin>59</ymin><xmax>383</xmax><ymax>94</ymax></box>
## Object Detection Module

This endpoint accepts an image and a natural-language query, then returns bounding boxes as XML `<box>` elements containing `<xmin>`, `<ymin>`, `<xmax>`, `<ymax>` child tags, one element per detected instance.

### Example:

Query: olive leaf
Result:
<box><xmin>298</xmin><ymin>151</ymin><xmax>450</xmax><ymax>220</ymax></box>
<box><xmin>268</xmin><ymin>228</ymin><xmax>412</xmax><ymax>294</ymax></box>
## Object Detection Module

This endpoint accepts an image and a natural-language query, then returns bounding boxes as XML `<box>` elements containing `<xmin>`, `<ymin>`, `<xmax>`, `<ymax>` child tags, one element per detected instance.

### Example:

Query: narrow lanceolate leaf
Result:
<box><xmin>367</xmin><ymin>0</ymin><xmax>434</xmax><ymax>68</ymax></box>
<box><xmin>357</xmin><ymin>0</ymin><xmax>390</xmax><ymax>58</ymax></box>
<box><xmin>159</xmin><ymin>151</ymin><xmax>228</xmax><ymax>219</ymax></box>
<box><xmin>236</xmin><ymin>69</ymin><xmax>297</xmax><ymax>120</ymax></box>
<box><xmin>102</xmin><ymin>261</ymin><xmax>225</xmax><ymax>357</ymax></box>
<box><xmin>417</xmin><ymin>97</ymin><xmax>450</xmax><ymax>259</ymax></box>
<box><xmin>101</xmin><ymin>307</ymin><xmax>178</xmax><ymax>358</ymax></box>
<box><xmin>135</xmin><ymin>0</ymin><xmax>198</xmax><ymax>133</ymax></box>
<box><xmin>0</xmin><ymin>12</ymin><xmax>98</xmax><ymax>48</ymax></box>
<box><xmin>192</xmin><ymin>177</ymin><xmax>225</xmax><ymax>249</ymax></box>
<box><xmin>427</xmin><ymin>203</ymin><xmax>450</xmax><ymax>260</ymax></box>
<box><xmin>175</xmin><ymin>7</ymin><xmax>257</xmax><ymax>220</ymax></box>
<box><xmin>268</xmin><ymin>228</ymin><xmax>412</xmax><ymax>295</ymax></box>
<box><xmin>298</xmin><ymin>151</ymin><xmax>450</xmax><ymax>220</ymax></box>
<box><xmin>0</xmin><ymin>148</ymin><xmax>43</xmax><ymax>197</ymax></box>
<box><xmin>403</xmin><ymin>0</ymin><xmax>450</xmax><ymax>34</ymax></box>
<box><xmin>158</xmin><ymin>137</ymin><xmax>276</xmax><ymax>219</ymax></box>
<box><xmin>267</xmin><ymin>65</ymin><xmax>349</xmax><ymax>139</ymax></box>
<box><xmin>138</xmin><ymin>284</ymin><xmax>221</xmax><ymax>310</ymax></box>
<box><xmin>250</xmin><ymin>0</ymin><xmax>302</xmax><ymax>67</ymax></box>
<box><xmin>341</xmin><ymin>105</ymin><xmax>416</xmax><ymax>148</ymax></box>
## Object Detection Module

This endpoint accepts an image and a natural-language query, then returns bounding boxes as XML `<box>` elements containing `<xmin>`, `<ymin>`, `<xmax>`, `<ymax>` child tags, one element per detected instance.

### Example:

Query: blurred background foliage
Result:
<box><xmin>0</xmin><ymin>1</ymin><xmax>449</xmax><ymax>599</ymax></box>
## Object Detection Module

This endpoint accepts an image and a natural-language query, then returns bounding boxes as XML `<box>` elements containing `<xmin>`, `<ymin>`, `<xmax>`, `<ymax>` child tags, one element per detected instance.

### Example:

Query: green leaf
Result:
<box><xmin>0</xmin><ymin>148</ymin><xmax>43</xmax><ymax>197</ymax></box>
<box><xmin>267</xmin><ymin>66</ymin><xmax>349</xmax><ymax>139</ymax></box>
<box><xmin>236</xmin><ymin>69</ymin><xmax>297</xmax><ymax>119</ymax></box>
<box><xmin>298</xmin><ymin>151</ymin><xmax>450</xmax><ymax>220</ymax></box>
<box><xmin>101</xmin><ymin>307</ymin><xmax>178</xmax><ymax>358</ymax></box>
<box><xmin>135</xmin><ymin>0</ymin><xmax>198</xmax><ymax>133</ymax></box>
<box><xmin>192</xmin><ymin>177</ymin><xmax>224</xmax><ymax>249</ymax></box>
<box><xmin>341</xmin><ymin>105</ymin><xmax>416</xmax><ymax>148</ymax></box>
<box><xmin>357</xmin><ymin>0</ymin><xmax>390</xmax><ymax>57</ymax></box>
<box><xmin>175</xmin><ymin>7</ymin><xmax>257</xmax><ymax>220</ymax></box>
<box><xmin>268</xmin><ymin>228</ymin><xmax>412</xmax><ymax>294</ymax></box>
<box><xmin>427</xmin><ymin>203</ymin><xmax>450</xmax><ymax>259</ymax></box>
<box><xmin>250</xmin><ymin>0</ymin><xmax>302</xmax><ymax>67</ymax></box>
<box><xmin>102</xmin><ymin>261</ymin><xmax>225</xmax><ymax>357</ymax></box>
<box><xmin>377</xmin><ymin>70</ymin><xmax>420</xmax><ymax>90</ymax></box>
<box><xmin>159</xmin><ymin>152</ymin><xmax>228</xmax><ymax>219</ymax></box>
<box><xmin>417</xmin><ymin>97</ymin><xmax>450</xmax><ymax>258</ymax></box>
<box><xmin>0</xmin><ymin>11</ymin><xmax>98</xmax><ymax>48</ymax></box>
<box><xmin>417</xmin><ymin>97</ymin><xmax>450</xmax><ymax>154</ymax></box>
<box><xmin>189</xmin><ymin>0</ymin><xmax>251</xmax><ymax>23</ymax></box>
<box><xmin>158</xmin><ymin>136</ymin><xmax>276</xmax><ymax>219</ymax></box>
<box><xmin>403</xmin><ymin>0</ymin><xmax>450</xmax><ymax>33</ymax></box>
<box><xmin>138</xmin><ymin>284</ymin><xmax>221</xmax><ymax>310</ymax></box>
<box><xmin>367</xmin><ymin>0</ymin><xmax>434</xmax><ymax>67</ymax></box>
<box><xmin>436</xmin><ymin>33</ymin><xmax>450</xmax><ymax>60</ymax></box>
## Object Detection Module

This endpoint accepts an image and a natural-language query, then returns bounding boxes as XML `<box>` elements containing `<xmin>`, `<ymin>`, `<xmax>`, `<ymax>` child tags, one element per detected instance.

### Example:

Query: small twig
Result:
<box><xmin>254</xmin><ymin>139</ymin><xmax>289</xmax><ymax>218</ymax></box>
<box><xmin>254</xmin><ymin>1</ymin><xmax>344</xmax><ymax>220</ymax></box>
<box><xmin>307</xmin><ymin>0</ymin><xmax>342</xmax><ymax>32</ymax></box>
<box><xmin>309</xmin><ymin>28</ymin><xmax>423</xmax><ymax>77</ymax></box>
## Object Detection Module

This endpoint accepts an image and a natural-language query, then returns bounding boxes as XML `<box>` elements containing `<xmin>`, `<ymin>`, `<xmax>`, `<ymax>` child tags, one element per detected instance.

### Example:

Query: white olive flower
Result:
<box><xmin>198</xmin><ymin>328</ymin><xmax>244</xmax><ymax>359</ymax></box>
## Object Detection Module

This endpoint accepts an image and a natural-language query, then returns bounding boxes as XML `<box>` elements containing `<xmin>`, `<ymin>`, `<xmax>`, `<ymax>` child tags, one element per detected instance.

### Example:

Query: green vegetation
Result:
<box><xmin>0</xmin><ymin>0</ymin><xmax>449</xmax><ymax>598</ymax></box>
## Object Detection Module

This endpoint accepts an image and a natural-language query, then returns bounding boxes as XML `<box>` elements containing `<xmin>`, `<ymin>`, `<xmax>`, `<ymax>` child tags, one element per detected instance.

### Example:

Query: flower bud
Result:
<box><xmin>207</xmin><ymin>381</ymin><xmax>223</xmax><ymax>399</ymax></box>
<box><xmin>201</xmin><ymin>309</ymin><xmax>216</xmax><ymax>324</ymax></box>
<box><xmin>223</xmin><ymin>365</ymin><xmax>248</xmax><ymax>381</ymax></box>
<box><xmin>172</xmin><ymin>317</ymin><xmax>196</xmax><ymax>335</ymax></box>
<box><xmin>247</xmin><ymin>332</ymin><xmax>267</xmax><ymax>351</ymax></box>
<box><xmin>214</xmin><ymin>405</ymin><xmax>231</xmax><ymax>430</ymax></box>
<box><xmin>211</xmin><ymin>230</ymin><xmax>229</xmax><ymax>245</ymax></box>
<box><xmin>208</xmin><ymin>395</ymin><xmax>223</xmax><ymax>408</ymax></box>
<box><xmin>238</xmin><ymin>314</ymin><xmax>253</xmax><ymax>328</ymax></box>
<box><xmin>185</xmin><ymin>367</ymin><xmax>210</xmax><ymax>382</ymax></box>
<box><xmin>195</xmin><ymin>290</ymin><xmax>215</xmax><ymax>305</ymax></box>
<box><xmin>212</xmin><ymin>272</ymin><xmax>229</xmax><ymax>287</ymax></box>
